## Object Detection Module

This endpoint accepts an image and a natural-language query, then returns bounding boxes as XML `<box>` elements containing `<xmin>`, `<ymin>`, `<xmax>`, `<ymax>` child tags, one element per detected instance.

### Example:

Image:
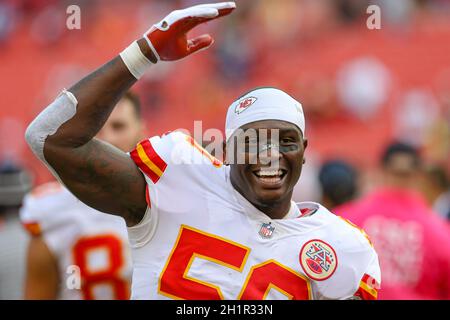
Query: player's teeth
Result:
<box><xmin>256</xmin><ymin>170</ymin><xmax>283</xmax><ymax>177</ymax></box>
<box><xmin>259</xmin><ymin>176</ymin><xmax>282</xmax><ymax>183</ymax></box>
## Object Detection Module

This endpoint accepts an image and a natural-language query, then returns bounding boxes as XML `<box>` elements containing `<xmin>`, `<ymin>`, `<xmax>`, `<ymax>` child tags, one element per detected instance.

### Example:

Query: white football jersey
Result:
<box><xmin>20</xmin><ymin>182</ymin><xmax>133</xmax><ymax>300</ymax></box>
<box><xmin>128</xmin><ymin>131</ymin><xmax>381</xmax><ymax>300</ymax></box>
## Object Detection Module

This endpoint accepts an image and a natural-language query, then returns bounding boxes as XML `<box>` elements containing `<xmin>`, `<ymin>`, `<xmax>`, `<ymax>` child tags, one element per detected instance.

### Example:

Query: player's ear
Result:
<box><xmin>301</xmin><ymin>137</ymin><xmax>307</xmax><ymax>165</ymax></box>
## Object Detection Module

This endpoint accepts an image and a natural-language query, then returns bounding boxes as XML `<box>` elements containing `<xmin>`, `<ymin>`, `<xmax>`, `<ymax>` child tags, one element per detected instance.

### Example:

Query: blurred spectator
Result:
<box><xmin>213</xmin><ymin>3</ymin><xmax>254</xmax><ymax>85</ymax></box>
<box><xmin>0</xmin><ymin>1</ymin><xmax>18</xmax><ymax>45</ymax></box>
<box><xmin>336</xmin><ymin>56</ymin><xmax>391</xmax><ymax>121</ymax></box>
<box><xmin>335</xmin><ymin>0</ymin><xmax>370</xmax><ymax>24</ymax></box>
<box><xmin>335</xmin><ymin>142</ymin><xmax>450</xmax><ymax>299</ymax></box>
<box><xmin>421</xmin><ymin>165</ymin><xmax>450</xmax><ymax>220</ymax></box>
<box><xmin>374</xmin><ymin>0</ymin><xmax>416</xmax><ymax>27</ymax></box>
<box><xmin>0</xmin><ymin>160</ymin><xmax>32</xmax><ymax>299</ymax></box>
<box><xmin>394</xmin><ymin>89</ymin><xmax>440</xmax><ymax>148</ymax></box>
<box><xmin>319</xmin><ymin>159</ymin><xmax>358</xmax><ymax>209</ymax></box>
<box><xmin>29</xmin><ymin>4</ymin><xmax>65</xmax><ymax>46</ymax></box>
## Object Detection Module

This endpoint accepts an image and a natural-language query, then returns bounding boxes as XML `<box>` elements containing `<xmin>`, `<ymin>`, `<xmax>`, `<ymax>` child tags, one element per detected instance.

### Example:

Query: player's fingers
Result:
<box><xmin>187</xmin><ymin>2</ymin><xmax>236</xmax><ymax>21</ymax></box>
<box><xmin>157</xmin><ymin>7</ymin><xmax>217</xmax><ymax>32</ymax></box>
<box><xmin>187</xmin><ymin>34</ymin><xmax>214</xmax><ymax>55</ymax></box>
<box><xmin>215</xmin><ymin>2</ymin><xmax>236</xmax><ymax>18</ymax></box>
<box><xmin>170</xmin><ymin>8</ymin><xmax>217</xmax><ymax>34</ymax></box>
<box><xmin>172</xmin><ymin>2</ymin><xmax>235</xmax><ymax>34</ymax></box>
<box><xmin>186</xmin><ymin>7</ymin><xmax>218</xmax><ymax>19</ymax></box>
<box><xmin>193</xmin><ymin>2</ymin><xmax>236</xmax><ymax>13</ymax></box>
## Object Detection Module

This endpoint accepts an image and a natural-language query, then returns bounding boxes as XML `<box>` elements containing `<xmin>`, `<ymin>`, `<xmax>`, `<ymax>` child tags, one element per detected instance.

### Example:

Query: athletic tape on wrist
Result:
<box><xmin>119</xmin><ymin>40</ymin><xmax>153</xmax><ymax>79</ymax></box>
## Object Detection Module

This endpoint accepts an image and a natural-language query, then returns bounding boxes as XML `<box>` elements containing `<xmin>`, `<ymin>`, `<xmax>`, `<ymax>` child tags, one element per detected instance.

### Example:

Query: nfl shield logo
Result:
<box><xmin>259</xmin><ymin>222</ymin><xmax>275</xmax><ymax>239</ymax></box>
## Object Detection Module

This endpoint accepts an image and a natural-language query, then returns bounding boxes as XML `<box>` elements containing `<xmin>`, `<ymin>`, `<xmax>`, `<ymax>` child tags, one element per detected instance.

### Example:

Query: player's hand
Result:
<box><xmin>143</xmin><ymin>2</ymin><xmax>236</xmax><ymax>62</ymax></box>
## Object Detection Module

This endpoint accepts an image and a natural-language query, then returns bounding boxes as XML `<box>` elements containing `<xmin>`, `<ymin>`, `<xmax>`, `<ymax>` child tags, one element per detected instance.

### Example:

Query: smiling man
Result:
<box><xmin>225</xmin><ymin>91</ymin><xmax>308</xmax><ymax>220</ymax></box>
<box><xmin>24</xmin><ymin>2</ymin><xmax>380</xmax><ymax>299</ymax></box>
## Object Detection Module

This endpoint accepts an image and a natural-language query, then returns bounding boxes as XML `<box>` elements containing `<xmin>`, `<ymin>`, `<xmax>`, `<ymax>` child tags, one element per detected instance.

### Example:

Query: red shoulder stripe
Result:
<box><xmin>130</xmin><ymin>139</ymin><xmax>167</xmax><ymax>184</ymax></box>
<box><xmin>141</xmin><ymin>140</ymin><xmax>167</xmax><ymax>173</ymax></box>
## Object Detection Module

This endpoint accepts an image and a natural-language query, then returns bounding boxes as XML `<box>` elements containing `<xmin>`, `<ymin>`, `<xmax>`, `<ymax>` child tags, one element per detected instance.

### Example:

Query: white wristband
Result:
<box><xmin>119</xmin><ymin>41</ymin><xmax>153</xmax><ymax>80</ymax></box>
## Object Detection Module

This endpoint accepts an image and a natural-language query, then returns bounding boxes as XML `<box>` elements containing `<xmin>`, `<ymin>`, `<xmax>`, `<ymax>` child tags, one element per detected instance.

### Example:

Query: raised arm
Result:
<box><xmin>25</xmin><ymin>2</ymin><xmax>236</xmax><ymax>226</ymax></box>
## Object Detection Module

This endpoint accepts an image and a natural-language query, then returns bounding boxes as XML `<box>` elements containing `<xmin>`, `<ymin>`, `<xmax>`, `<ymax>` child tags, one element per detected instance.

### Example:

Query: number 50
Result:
<box><xmin>158</xmin><ymin>225</ymin><xmax>311</xmax><ymax>300</ymax></box>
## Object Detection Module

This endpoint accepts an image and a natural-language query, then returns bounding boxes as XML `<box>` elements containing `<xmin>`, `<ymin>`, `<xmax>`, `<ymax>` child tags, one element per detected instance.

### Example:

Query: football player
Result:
<box><xmin>20</xmin><ymin>92</ymin><xmax>143</xmax><ymax>299</ymax></box>
<box><xmin>24</xmin><ymin>2</ymin><xmax>380</xmax><ymax>299</ymax></box>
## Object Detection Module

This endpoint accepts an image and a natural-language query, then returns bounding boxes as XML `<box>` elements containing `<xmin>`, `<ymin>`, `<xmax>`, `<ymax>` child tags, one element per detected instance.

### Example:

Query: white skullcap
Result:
<box><xmin>225</xmin><ymin>87</ymin><xmax>305</xmax><ymax>141</ymax></box>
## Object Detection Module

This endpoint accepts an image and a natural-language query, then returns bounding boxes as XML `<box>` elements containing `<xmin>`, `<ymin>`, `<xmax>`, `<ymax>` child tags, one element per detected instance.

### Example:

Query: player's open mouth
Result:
<box><xmin>253</xmin><ymin>168</ymin><xmax>287</xmax><ymax>186</ymax></box>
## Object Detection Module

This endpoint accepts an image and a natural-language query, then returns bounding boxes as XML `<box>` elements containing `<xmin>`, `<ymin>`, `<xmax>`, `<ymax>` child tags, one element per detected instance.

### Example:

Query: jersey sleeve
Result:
<box><xmin>19</xmin><ymin>183</ymin><xmax>73</xmax><ymax>256</ymax></box>
<box><xmin>129</xmin><ymin>131</ymin><xmax>221</xmax><ymax>186</ymax></box>
<box><xmin>338</xmin><ymin>216</ymin><xmax>381</xmax><ymax>300</ymax></box>
<box><xmin>313</xmin><ymin>214</ymin><xmax>382</xmax><ymax>300</ymax></box>
<box><xmin>127</xmin><ymin>131</ymin><xmax>223</xmax><ymax>248</ymax></box>
<box><xmin>353</xmin><ymin>249</ymin><xmax>381</xmax><ymax>300</ymax></box>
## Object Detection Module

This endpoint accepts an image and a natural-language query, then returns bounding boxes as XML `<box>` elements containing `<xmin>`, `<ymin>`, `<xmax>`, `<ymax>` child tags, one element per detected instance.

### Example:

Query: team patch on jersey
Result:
<box><xmin>299</xmin><ymin>239</ymin><xmax>338</xmax><ymax>281</ymax></box>
<box><xmin>235</xmin><ymin>97</ymin><xmax>257</xmax><ymax>114</ymax></box>
<box><xmin>258</xmin><ymin>222</ymin><xmax>275</xmax><ymax>239</ymax></box>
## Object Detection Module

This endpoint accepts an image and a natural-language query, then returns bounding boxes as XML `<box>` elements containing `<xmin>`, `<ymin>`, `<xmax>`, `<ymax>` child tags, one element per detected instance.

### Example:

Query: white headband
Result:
<box><xmin>225</xmin><ymin>87</ymin><xmax>305</xmax><ymax>141</ymax></box>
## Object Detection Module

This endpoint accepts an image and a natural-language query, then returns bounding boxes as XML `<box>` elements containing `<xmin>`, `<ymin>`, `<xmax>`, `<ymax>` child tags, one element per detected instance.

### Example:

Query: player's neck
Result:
<box><xmin>230</xmin><ymin>178</ymin><xmax>292</xmax><ymax>219</ymax></box>
<box><xmin>253</xmin><ymin>200</ymin><xmax>292</xmax><ymax>220</ymax></box>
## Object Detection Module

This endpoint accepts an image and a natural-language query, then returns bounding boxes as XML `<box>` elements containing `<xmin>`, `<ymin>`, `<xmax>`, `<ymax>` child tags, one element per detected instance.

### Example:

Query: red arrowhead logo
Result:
<box><xmin>235</xmin><ymin>97</ymin><xmax>257</xmax><ymax>114</ymax></box>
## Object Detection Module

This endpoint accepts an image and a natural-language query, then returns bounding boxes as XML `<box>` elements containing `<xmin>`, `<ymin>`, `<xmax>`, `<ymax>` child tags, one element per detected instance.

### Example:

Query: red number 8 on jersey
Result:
<box><xmin>73</xmin><ymin>234</ymin><xmax>130</xmax><ymax>300</ymax></box>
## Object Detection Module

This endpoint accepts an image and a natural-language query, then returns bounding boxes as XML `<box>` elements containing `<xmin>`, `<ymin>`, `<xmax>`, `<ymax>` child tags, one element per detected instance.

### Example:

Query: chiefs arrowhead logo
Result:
<box><xmin>235</xmin><ymin>97</ymin><xmax>257</xmax><ymax>114</ymax></box>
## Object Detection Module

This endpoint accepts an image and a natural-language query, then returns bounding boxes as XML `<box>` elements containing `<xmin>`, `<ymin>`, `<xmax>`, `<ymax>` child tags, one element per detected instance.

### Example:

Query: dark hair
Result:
<box><xmin>380</xmin><ymin>142</ymin><xmax>421</xmax><ymax>168</ymax></box>
<box><xmin>319</xmin><ymin>160</ymin><xmax>358</xmax><ymax>207</ymax></box>
<box><xmin>122</xmin><ymin>91</ymin><xmax>141</xmax><ymax>119</ymax></box>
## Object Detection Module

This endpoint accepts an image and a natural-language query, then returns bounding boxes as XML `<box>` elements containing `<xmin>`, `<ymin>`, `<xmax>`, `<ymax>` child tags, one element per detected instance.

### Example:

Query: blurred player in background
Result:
<box><xmin>20</xmin><ymin>92</ymin><xmax>144</xmax><ymax>299</ymax></box>
<box><xmin>335</xmin><ymin>142</ymin><xmax>450</xmax><ymax>299</ymax></box>
<box><xmin>318</xmin><ymin>160</ymin><xmax>358</xmax><ymax>210</ymax></box>
<box><xmin>0</xmin><ymin>161</ymin><xmax>32</xmax><ymax>299</ymax></box>
<box><xmin>24</xmin><ymin>2</ymin><xmax>380</xmax><ymax>300</ymax></box>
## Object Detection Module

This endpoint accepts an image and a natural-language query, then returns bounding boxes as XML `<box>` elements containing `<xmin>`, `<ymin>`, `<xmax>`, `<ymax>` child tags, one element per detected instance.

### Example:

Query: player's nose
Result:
<box><xmin>258</xmin><ymin>145</ymin><xmax>282</xmax><ymax>166</ymax></box>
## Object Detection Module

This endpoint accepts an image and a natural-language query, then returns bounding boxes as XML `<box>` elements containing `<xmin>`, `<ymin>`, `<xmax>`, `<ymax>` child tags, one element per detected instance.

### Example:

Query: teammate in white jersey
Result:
<box><xmin>20</xmin><ymin>92</ymin><xmax>144</xmax><ymax>299</ymax></box>
<box><xmin>24</xmin><ymin>2</ymin><xmax>381</xmax><ymax>299</ymax></box>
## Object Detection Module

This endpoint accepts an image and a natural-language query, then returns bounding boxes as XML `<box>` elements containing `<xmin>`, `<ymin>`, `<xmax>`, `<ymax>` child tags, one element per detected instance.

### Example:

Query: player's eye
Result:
<box><xmin>281</xmin><ymin>137</ymin><xmax>295</xmax><ymax>144</ymax></box>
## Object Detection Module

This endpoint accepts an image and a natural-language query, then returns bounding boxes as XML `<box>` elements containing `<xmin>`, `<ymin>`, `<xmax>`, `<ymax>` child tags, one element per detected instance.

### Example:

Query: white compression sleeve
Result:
<box><xmin>25</xmin><ymin>89</ymin><xmax>78</xmax><ymax>178</ymax></box>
